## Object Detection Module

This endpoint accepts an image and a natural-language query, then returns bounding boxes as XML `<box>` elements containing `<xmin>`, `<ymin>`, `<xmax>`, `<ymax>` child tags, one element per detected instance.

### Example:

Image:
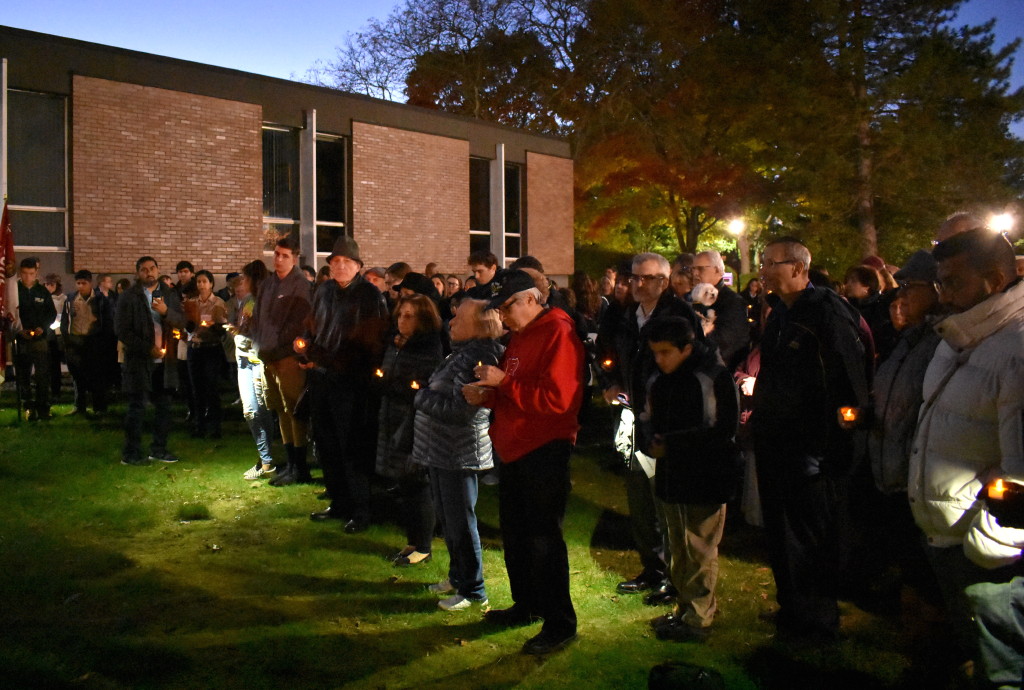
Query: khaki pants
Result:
<box><xmin>660</xmin><ymin>501</ymin><xmax>726</xmax><ymax>628</ymax></box>
<box><xmin>264</xmin><ymin>356</ymin><xmax>308</xmax><ymax>446</ymax></box>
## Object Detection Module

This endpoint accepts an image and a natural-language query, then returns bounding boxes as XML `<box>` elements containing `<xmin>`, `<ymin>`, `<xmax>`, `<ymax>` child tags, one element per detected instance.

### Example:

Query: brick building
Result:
<box><xmin>0</xmin><ymin>26</ymin><xmax>574</xmax><ymax>281</ymax></box>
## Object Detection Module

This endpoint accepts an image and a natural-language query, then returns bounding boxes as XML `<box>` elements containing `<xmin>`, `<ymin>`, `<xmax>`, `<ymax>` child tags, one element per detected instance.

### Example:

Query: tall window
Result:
<box><xmin>469</xmin><ymin>157</ymin><xmax>490</xmax><ymax>253</ymax></box>
<box><xmin>315</xmin><ymin>135</ymin><xmax>347</xmax><ymax>254</ymax></box>
<box><xmin>8</xmin><ymin>90</ymin><xmax>67</xmax><ymax>248</ymax></box>
<box><xmin>262</xmin><ymin>126</ymin><xmax>299</xmax><ymax>251</ymax></box>
<box><xmin>504</xmin><ymin>164</ymin><xmax>523</xmax><ymax>262</ymax></box>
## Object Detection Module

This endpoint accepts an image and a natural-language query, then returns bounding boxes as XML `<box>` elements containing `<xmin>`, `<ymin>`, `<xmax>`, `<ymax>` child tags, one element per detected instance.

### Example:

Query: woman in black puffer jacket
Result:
<box><xmin>411</xmin><ymin>297</ymin><xmax>504</xmax><ymax>610</ymax></box>
<box><xmin>376</xmin><ymin>294</ymin><xmax>444</xmax><ymax>566</ymax></box>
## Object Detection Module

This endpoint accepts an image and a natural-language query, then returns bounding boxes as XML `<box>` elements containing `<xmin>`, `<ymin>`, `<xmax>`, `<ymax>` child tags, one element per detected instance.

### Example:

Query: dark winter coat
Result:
<box><xmin>115</xmin><ymin>282</ymin><xmax>185</xmax><ymax>392</ymax></box>
<box><xmin>411</xmin><ymin>338</ymin><xmax>504</xmax><ymax>472</ymax></box>
<box><xmin>648</xmin><ymin>341</ymin><xmax>741</xmax><ymax>505</ymax></box>
<box><xmin>752</xmin><ymin>285</ymin><xmax>871</xmax><ymax>478</ymax></box>
<box><xmin>868</xmin><ymin>321</ymin><xmax>941</xmax><ymax>494</ymax></box>
<box><xmin>375</xmin><ymin>330</ymin><xmax>444</xmax><ymax>479</ymax></box>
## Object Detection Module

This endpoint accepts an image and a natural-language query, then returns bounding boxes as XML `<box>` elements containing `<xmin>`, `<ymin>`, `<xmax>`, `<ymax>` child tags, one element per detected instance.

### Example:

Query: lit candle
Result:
<box><xmin>172</xmin><ymin>328</ymin><xmax>182</xmax><ymax>339</ymax></box>
<box><xmin>200</xmin><ymin>320</ymin><xmax>209</xmax><ymax>327</ymax></box>
<box><xmin>375</xmin><ymin>368</ymin><xmax>384</xmax><ymax>378</ymax></box>
<box><xmin>840</xmin><ymin>407</ymin><xmax>857</xmax><ymax>423</ymax></box>
<box><xmin>477</xmin><ymin>361</ymin><xmax>483</xmax><ymax>368</ymax></box>
<box><xmin>158</xmin><ymin>348</ymin><xmax>166</xmax><ymax>356</ymax></box>
<box><xmin>294</xmin><ymin>337</ymin><xmax>307</xmax><ymax>351</ymax></box>
<box><xmin>410</xmin><ymin>380</ymin><xmax>420</xmax><ymax>390</ymax></box>
<box><xmin>602</xmin><ymin>358</ymin><xmax>613</xmax><ymax>370</ymax></box>
<box><xmin>988</xmin><ymin>478</ymin><xmax>1007</xmax><ymax>500</ymax></box>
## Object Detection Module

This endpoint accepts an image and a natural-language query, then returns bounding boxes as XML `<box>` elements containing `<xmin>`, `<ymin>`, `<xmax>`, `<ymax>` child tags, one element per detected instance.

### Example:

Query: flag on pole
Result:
<box><xmin>0</xmin><ymin>200</ymin><xmax>15</xmax><ymax>384</ymax></box>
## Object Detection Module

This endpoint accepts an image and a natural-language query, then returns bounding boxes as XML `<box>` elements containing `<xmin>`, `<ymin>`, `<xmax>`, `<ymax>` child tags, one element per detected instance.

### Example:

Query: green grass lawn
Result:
<box><xmin>0</xmin><ymin>392</ymin><xmax>949</xmax><ymax>689</ymax></box>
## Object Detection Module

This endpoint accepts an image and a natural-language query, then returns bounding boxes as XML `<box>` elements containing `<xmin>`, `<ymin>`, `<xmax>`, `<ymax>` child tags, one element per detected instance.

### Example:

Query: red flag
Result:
<box><xmin>0</xmin><ymin>200</ymin><xmax>14</xmax><ymax>380</ymax></box>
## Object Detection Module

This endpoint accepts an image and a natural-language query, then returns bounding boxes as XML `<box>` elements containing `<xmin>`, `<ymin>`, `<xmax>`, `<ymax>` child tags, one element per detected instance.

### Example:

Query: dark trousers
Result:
<box><xmin>123</xmin><ymin>363</ymin><xmax>172</xmax><ymax>461</ymax></box>
<box><xmin>309</xmin><ymin>370</ymin><xmax>373</xmax><ymax>521</ymax></box>
<box><xmin>188</xmin><ymin>346</ymin><xmax>222</xmax><ymax>435</ymax></box>
<box><xmin>430</xmin><ymin>466</ymin><xmax>486</xmax><ymax>599</ymax></box>
<box><xmin>394</xmin><ymin>476</ymin><xmax>435</xmax><ymax>552</ymax></box>
<box><xmin>625</xmin><ymin>467</ymin><xmax>667</xmax><ymax>578</ymax></box>
<box><xmin>756</xmin><ymin>449</ymin><xmax>846</xmax><ymax>636</ymax></box>
<box><xmin>14</xmin><ymin>337</ymin><xmax>50</xmax><ymax>412</ymax></box>
<box><xmin>66</xmin><ymin>335</ymin><xmax>108</xmax><ymax>412</ymax></box>
<box><xmin>498</xmin><ymin>440</ymin><xmax>577</xmax><ymax>635</ymax></box>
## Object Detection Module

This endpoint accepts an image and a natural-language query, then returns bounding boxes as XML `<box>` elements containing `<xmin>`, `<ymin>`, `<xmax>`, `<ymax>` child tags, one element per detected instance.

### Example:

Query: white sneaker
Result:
<box><xmin>243</xmin><ymin>464</ymin><xmax>275</xmax><ymax>480</ymax></box>
<box><xmin>438</xmin><ymin>594</ymin><xmax>487</xmax><ymax>611</ymax></box>
<box><xmin>428</xmin><ymin>579</ymin><xmax>455</xmax><ymax>595</ymax></box>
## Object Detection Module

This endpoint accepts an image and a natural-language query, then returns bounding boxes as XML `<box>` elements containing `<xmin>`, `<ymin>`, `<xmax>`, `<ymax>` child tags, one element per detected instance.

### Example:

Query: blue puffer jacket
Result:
<box><xmin>410</xmin><ymin>338</ymin><xmax>504</xmax><ymax>472</ymax></box>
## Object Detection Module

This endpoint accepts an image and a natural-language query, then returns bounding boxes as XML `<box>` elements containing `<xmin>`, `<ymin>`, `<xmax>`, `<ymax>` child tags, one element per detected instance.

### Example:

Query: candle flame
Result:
<box><xmin>375</xmin><ymin>368</ymin><xmax>384</xmax><ymax>378</ymax></box>
<box><xmin>200</xmin><ymin>320</ymin><xmax>209</xmax><ymax>327</ymax></box>
<box><xmin>172</xmin><ymin>329</ymin><xmax>182</xmax><ymax>339</ymax></box>
<box><xmin>602</xmin><ymin>359</ymin><xmax>613</xmax><ymax>370</ymax></box>
<box><xmin>295</xmin><ymin>337</ymin><xmax>307</xmax><ymax>351</ymax></box>
<box><xmin>988</xmin><ymin>478</ymin><xmax>1007</xmax><ymax>500</ymax></box>
<box><xmin>840</xmin><ymin>406</ymin><xmax>857</xmax><ymax>422</ymax></box>
<box><xmin>410</xmin><ymin>380</ymin><xmax>420</xmax><ymax>390</ymax></box>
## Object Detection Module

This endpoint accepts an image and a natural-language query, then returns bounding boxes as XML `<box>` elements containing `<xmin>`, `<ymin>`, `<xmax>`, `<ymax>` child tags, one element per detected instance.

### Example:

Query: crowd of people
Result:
<box><xmin>6</xmin><ymin>217</ymin><xmax>1024</xmax><ymax>678</ymax></box>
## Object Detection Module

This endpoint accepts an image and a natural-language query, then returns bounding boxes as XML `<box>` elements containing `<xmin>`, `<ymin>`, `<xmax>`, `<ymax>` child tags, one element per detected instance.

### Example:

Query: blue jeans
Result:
<box><xmin>430</xmin><ymin>466</ymin><xmax>486</xmax><ymax>600</ymax></box>
<box><xmin>236</xmin><ymin>356</ymin><xmax>274</xmax><ymax>465</ymax></box>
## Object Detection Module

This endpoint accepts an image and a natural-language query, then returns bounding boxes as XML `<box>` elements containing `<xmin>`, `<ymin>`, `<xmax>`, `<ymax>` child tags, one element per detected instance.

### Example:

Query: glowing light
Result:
<box><xmin>410</xmin><ymin>380</ymin><xmax>420</xmax><ymax>390</ymax></box>
<box><xmin>988</xmin><ymin>478</ymin><xmax>1007</xmax><ymax>500</ymax></box>
<box><xmin>727</xmin><ymin>219</ymin><xmax>746</xmax><ymax>236</ymax></box>
<box><xmin>294</xmin><ymin>337</ymin><xmax>307</xmax><ymax>351</ymax></box>
<box><xmin>601</xmin><ymin>359</ymin><xmax>613</xmax><ymax>370</ymax></box>
<box><xmin>989</xmin><ymin>213</ymin><xmax>1014</xmax><ymax>233</ymax></box>
<box><xmin>375</xmin><ymin>368</ymin><xmax>384</xmax><ymax>378</ymax></box>
<box><xmin>200</xmin><ymin>320</ymin><xmax>209</xmax><ymax>327</ymax></box>
<box><xmin>840</xmin><ymin>406</ymin><xmax>858</xmax><ymax>423</ymax></box>
<box><xmin>172</xmin><ymin>329</ymin><xmax>182</xmax><ymax>339</ymax></box>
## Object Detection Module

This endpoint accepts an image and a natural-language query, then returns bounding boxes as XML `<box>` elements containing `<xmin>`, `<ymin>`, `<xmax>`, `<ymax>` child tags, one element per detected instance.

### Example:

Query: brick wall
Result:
<box><xmin>526</xmin><ymin>152</ymin><xmax>574</xmax><ymax>276</ymax></box>
<box><xmin>72</xmin><ymin>75</ymin><xmax>262</xmax><ymax>273</ymax></box>
<box><xmin>351</xmin><ymin>122</ymin><xmax>469</xmax><ymax>275</ymax></box>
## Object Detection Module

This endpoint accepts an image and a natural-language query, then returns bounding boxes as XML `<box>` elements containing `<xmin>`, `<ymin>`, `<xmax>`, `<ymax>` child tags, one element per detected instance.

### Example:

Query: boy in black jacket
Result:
<box><xmin>643</xmin><ymin>316</ymin><xmax>740</xmax><ymax>642</ymax></box>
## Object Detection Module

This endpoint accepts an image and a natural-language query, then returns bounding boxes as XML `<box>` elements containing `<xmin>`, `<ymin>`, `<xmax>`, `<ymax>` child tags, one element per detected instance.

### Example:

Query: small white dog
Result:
<box><xmin>690</xmin><ymin>282</ymin><xmax>719</xmax><ymax>335</ymax></box>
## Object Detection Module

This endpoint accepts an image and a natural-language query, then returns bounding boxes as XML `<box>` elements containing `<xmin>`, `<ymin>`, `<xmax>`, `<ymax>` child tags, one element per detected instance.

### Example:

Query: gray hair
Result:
<box><xmin>632</xmin><ymin>252</ymin><xmax>671</xmax><ymax>277</ymax></box>
<box><xmin>695</xmin><ymin>250</ymin><xmax>725</xmax><ymax>274</ymax></box>
<box><xmin>765</xmin><ymin>238</ymin><xmax>812</xmax><ymax>271</ymax></box>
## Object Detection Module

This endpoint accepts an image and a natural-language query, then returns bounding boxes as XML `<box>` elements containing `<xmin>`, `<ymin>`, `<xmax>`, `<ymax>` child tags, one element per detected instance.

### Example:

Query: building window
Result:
<box><xmin>504</xmin><ymin>164</ymin><xmax>523</xmax><ymax>262</ymax></box>
<box><xmin>315</xmin><ymin>135</ymin><xmax>347</xmax><ymax>254</ymax></box>
<box><xmin>262</xmin><ymin>126</ymin><xmax>299</xmax><ymax>251</ymax></box>
<box><xmin>469</xmin><ymin>157</ymin><xmax>490</xmax><ymax>253</ymax></box>
<box><xmin>8</xmin><ymin>89</ymin><xmax>67</xmax><ymax>248</ymax></box>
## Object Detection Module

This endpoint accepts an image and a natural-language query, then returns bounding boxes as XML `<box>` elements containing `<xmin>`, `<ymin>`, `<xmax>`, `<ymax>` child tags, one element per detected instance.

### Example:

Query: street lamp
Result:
<box><xmin>727</xmin><ymin>218</ymin><xmax>750</xmax><ymax>276</ymax></box>
<box><xmin>989</xmin><ymin>212</ymin><xmax>1015</xmax><ymax>234</ymax></box>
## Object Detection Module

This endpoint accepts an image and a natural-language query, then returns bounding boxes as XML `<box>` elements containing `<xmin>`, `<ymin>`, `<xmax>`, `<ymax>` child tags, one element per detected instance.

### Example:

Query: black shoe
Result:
<box><xmin>644</xmin><ymin>582</ymin><xmax>677</xmax><ymax>607</ymax></box>
<box><xmin>617</xmin><ymin>571</ymin><xmax>663</xmax><ymax>594</ymax></box>
<box><xmin>522</xmin><ymin>628</ymin><xmax>577</xmax><ymax>655</ymax></box>
<box><xmin>344</xmin><ymin>518</ymin><xmax>369</xmax><ymax>534</ymax></box>
<box><xmin>654</xmin><ymin>619</ymin><xmax>710</xmax><ymax>643</ymax></box>
<box><xmin>268</xmin><ymin>463</ymin><xmax>294</xmax><ymax>486</ymax></box>
<box><xmin>310</xmin><ymin>506</ymin><xmax>346</xmax><ymax>522</ymax></box>
<box><xmin>484</xmin><ymin>605</ymin><xmax>540</xmax><ymax>628</ymax></box>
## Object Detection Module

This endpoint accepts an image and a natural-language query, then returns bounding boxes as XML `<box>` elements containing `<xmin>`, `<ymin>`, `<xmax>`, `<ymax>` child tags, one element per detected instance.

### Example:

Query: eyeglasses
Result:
<box><xmin>897</xmin><ymin>280</ymin><xmax>938</xmax><ymax>292</ymax></box>
<box><xmin>629</xmin><ymin>274</ymin><xmax>666</xmax><ymax>284</ymax></box>
<box><xmin>759</xmin><ymin>259</ymin><xmax>797</xmax><ymax>270</ymax></box>
<box><xmin>498</xmin><ymin>297</ymin><xmax>521</xmax><ymax>314</ymax></box>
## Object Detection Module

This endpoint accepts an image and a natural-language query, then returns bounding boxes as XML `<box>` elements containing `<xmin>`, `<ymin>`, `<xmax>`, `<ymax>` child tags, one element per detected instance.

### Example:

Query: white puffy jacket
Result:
<box><xmin>908</xmin><ymin>279</ymin><xmax>1024</xmax><ymax>569</ymax></box>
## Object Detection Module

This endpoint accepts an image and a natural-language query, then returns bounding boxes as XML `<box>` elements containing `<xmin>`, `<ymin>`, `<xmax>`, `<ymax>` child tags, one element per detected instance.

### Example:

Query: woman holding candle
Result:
<box><xmin>411</xmin><ymin>297</ymin><xmax>503</xmax><ymax>609</ymax></box>
<box><xmin>376</xmin><ymin>294</ymin><xmax>444</xmax><ymax>566</ymax></box>
<box><xmin>184</xmin><ymin>270</ymin><xmax>227</xmax><ymax>438</ymax></box>
<box><xmin>233</xmin><ymin>260</ymin><xmax>277</xmax><ymax>479</ymax></box>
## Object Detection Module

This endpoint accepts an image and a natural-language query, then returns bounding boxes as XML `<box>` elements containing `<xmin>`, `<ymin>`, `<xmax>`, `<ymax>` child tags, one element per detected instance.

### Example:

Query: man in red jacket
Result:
<box><xmin>464</xmin><ymin>269</ymin><xmax>584</xmax><ymax>655</ymax></box>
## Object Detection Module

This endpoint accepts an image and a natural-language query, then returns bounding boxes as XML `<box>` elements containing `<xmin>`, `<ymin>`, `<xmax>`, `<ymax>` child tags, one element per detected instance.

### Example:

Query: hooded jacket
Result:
<box><xmin>908</xmin><ymin>278</ymin><xmax>1024</xmax><ymax>569</ymax></box>
<box><xmin>487</xmin><ymin>307</ymin><xmax>584</xmax><ymax>463</ymax></box>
